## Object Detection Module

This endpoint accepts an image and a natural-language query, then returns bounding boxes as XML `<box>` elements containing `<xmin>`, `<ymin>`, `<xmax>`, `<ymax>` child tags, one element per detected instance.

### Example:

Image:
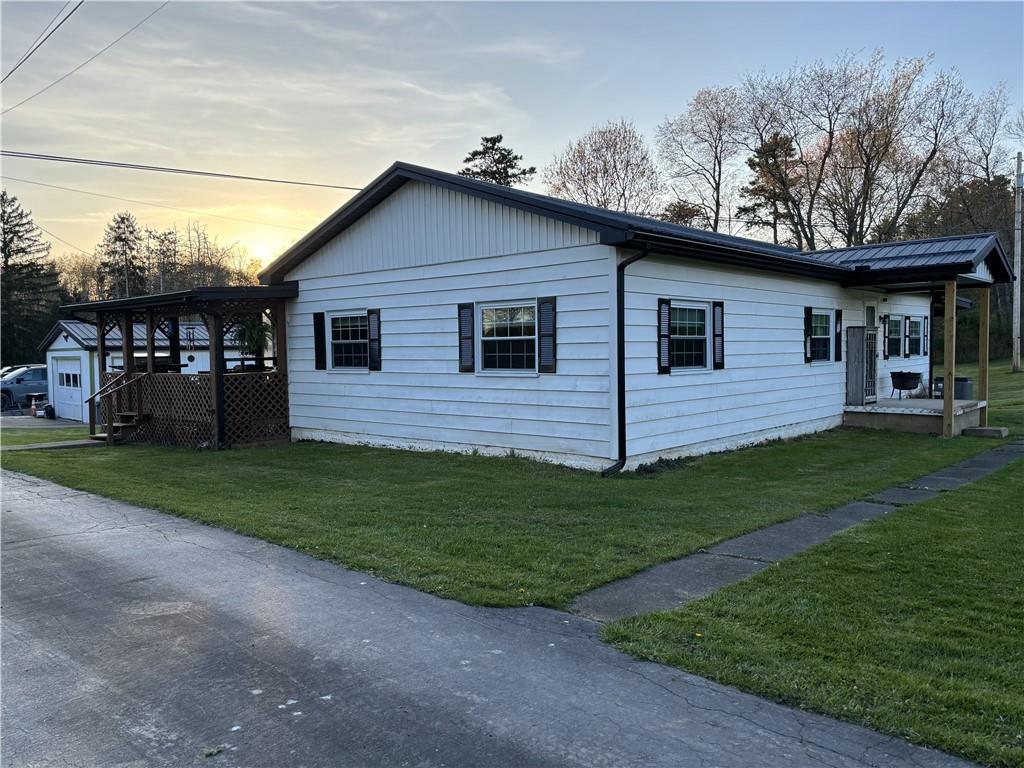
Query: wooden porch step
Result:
<box><xmin>89</xmin><ymin>433</ymin><xmax>123</xmax><ymax>442</ymax></box>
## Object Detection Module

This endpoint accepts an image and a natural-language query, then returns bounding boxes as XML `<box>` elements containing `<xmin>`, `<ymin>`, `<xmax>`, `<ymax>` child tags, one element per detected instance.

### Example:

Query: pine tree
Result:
<box><xmin>0</xmin><ymin>191</ymin><xmax>60</xmax><ymax>364</ymax></box>
<box><xmin>458</xmin><ymin>135</ymin><xmax>536</xmax><ymax>186</ymax></box>
<box><xmin>97</xmin><ymin>212</ymin><xmax>146</xmax><ymax>298</ymax></box>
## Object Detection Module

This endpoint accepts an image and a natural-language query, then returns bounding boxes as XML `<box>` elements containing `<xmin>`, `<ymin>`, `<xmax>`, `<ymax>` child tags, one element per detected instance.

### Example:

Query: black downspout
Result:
<box><xmin>602</xmin><ymin>243</ymin><xmax>651</xmax><ymax>477</ymax></box>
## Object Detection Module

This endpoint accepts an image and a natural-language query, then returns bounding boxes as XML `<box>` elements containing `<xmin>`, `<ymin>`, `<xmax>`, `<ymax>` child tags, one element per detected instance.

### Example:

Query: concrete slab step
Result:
<box><xmin>962</xmin><ymin>426</ymin><xmax>1010</xmax><ymax>438</ymax></box>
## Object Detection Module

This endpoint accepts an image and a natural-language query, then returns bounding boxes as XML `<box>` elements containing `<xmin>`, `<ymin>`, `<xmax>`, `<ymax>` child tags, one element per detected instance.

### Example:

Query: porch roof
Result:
<box><xmin>62</xmin><ymin>283</ymin><xmax>298</xmax><ymax>316</ymax></box>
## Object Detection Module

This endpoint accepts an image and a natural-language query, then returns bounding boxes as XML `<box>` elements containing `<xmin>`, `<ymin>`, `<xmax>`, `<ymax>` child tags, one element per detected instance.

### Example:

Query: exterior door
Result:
<box><xmin>55</xmin><ymin>358</ymin><xmax>83</xmax><ymax>421</ymax></box>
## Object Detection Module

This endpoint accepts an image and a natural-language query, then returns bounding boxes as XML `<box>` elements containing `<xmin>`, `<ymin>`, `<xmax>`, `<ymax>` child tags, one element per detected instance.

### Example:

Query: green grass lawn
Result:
<box><xmin>604</xmin><ymin>461</ymin><xmax>1024</xmax><ymax>767</ymax></box>
<box><xmin>955</xmin><ymin>359</ymin><xmax>1023</xmax><ymax>435</ymax></box>
<box><xmin>0</xmin><ymin>425</ymin><xmax>1001</xmax><ymax>608</ymax></box>
<box><xmin>0</xmin><ymin>426</ymin><xmax>90</xmax><ymax>447</ymax></box>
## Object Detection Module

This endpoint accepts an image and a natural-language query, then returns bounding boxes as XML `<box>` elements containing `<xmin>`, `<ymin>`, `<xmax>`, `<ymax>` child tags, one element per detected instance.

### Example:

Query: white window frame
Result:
<box><xmin>907</xmin><ymin>316</ymin><xmax>925</xmax><ymax>357</ymax></box>
<box><xmin>809</xmin><ymin>308</ymin><xmax>834</xmax><ymax>364</ymax></box>
<box><xmin>668</xmin><ymin>300</ymin><xmax>713</xmax><ymax>374</ymax></box>
<box><xmin>477</xmin><ymin>299</ymin><xmax>538</xmax><ymax>376</ymax></box>
<box><xmin>327</xmin><ymin>310</ymin><xmax>370</xmax><ymax>373</ymax></box>
<box><xmin>886</xmin><ymin>314</ymin><xmax>904</xmax><ymax>359</ymax></box>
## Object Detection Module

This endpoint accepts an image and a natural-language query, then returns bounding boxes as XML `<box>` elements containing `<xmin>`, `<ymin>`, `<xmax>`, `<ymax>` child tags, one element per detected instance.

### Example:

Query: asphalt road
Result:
<box><xmin>1</xmin><ymin>469</ymin><xmax>974</xmax><ymax>768</ymax></box>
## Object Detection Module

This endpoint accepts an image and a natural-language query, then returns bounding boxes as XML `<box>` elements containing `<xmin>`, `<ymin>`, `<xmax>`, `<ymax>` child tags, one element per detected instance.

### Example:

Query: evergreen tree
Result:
<box><xmin>97</xmin><ymin>212</ymin><xmax>146</xmax><ymax>298</ymax></box>
<box><xmin>0</xmin><ymin>191</ymin><xmax>60</xmax><ymax>364</ymax></box>
<box><xmin>458</xmin><ymin>135</ymin><xmax>536</xmax><ymax>186</ymax></box>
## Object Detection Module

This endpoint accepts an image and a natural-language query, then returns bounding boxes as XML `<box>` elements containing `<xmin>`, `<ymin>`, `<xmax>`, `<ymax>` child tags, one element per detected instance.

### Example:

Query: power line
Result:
<box><xmin>6</xmin><ymin>1</ymin><xmax>71</xmax><ymax>78</ymax></box>
<box><xmin>1</xmin><ymin>151</ymin><xmax>364</xmax><ymax>191</ymax></box>
<box><xmin>2</xmin><ymin>175</ymin><xmax>309</xmax><ymax>231</ymax></box>
<box><xmin>1</xmin><ymin>1</ymin><xmax>85</xmax><ymax>84</ymax></box>
<box><xmin>1</xmin><ymin>1</ymin><xmax>169</xmax><ymax>115</ymax></box>
<box><xmin>36</xmin><ymin>223</ymin><xmax>91</xmax><ymax>255</ymax></box>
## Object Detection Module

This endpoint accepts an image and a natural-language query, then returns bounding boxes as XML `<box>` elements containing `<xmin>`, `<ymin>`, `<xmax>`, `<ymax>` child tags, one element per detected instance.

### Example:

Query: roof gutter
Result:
<box><xmin>602</xmin><ymin>242</ymin><xmax>651</xmax><ymax>477</ymax></box>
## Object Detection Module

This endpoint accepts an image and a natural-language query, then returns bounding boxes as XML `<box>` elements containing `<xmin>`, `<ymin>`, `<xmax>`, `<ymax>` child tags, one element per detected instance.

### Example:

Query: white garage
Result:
<box><xmin>53</xmin><ymin>357</ymin><xmax>83</xmax><ymax>421</ymax></box>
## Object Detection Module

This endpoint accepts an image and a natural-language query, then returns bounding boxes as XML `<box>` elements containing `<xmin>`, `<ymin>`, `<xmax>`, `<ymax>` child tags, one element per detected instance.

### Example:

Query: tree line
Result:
<box><xmin>0</xmin><ymin>193</ymin><xmax>258</xmax><ymax>364</ymax></box>
<box><xmin>459</xmin><ymin>51</ymin><xmax>1022</xmax><ymax>359</ymax></box>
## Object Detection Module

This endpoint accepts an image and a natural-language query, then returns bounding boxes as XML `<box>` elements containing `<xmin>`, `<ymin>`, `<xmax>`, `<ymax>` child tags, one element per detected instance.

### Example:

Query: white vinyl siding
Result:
<box><xmin>285</xmin><ymin>184</ymin><xmax>614</xmax><ymax>468</ymax></box>
<box><xmin>877</xmin><ymin>297</ymin><xmax>931</xmax><ymax>395</ymax></box>
<box><xmin>623</xmin><ymin>254</ymin><xmax>864</xmax><ymax>465</ymax></box>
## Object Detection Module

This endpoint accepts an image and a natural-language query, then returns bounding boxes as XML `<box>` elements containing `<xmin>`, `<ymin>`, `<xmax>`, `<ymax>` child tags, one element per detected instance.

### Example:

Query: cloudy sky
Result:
<box><xmin>2</xmin><ymin>1</ymin><xmax>1022</xmax><ymax>266</ymax></box>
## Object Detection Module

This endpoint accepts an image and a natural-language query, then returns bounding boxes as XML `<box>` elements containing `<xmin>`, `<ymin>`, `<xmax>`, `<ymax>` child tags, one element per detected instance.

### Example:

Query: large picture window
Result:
<box><xmin>887</xmin><ymin>315</ymin><xmax>903</xmax><ymax>358</ymax></box>
<box><xmin>809</xmin><ymin>311</ymin><xmax>832</xmax><ymax>362</ymax></box>
<box><xmin>330</xmin><ymin>314</ymin><xmax>369</xmax><ymax>368</ymax></box>
<box><xmin>669</xmin><ymin>304</ymin><xmax>709</xmax><ymax>369</ymax></box>
<box><xmin>481</xmin><ymin>303</ymin><xmax>536</xmax><ymax>371</ymax></box>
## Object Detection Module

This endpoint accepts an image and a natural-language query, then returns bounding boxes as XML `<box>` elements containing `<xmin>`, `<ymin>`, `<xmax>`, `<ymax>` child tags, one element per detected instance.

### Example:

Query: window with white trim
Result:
<box><xmin>330</xmin><ymin>313</ymin><xmax>369</xmax><ymax>368</ymax></box>
<box><xmin>907</xmin><ymin>317</ymin><xmax>924</xmax><ymax>356</ymax></box>
<box><xmin>669</xmin><ymin>303</ymin><xmax>711</xmax><ymax>369</ymax></box>
<box><xmin>480</xmin><ymin>302</ymin><xmax>536</xmax><ymax>371</ymax></box>
<box><xmin>809</xmin><ymin>311</ymin><xmax>832</xmax><ymax>362</ymax></box>
<box><xmin>887</xmin><ymin>315</ymin><xmax>903</xmax><ymax>358</ymax></box>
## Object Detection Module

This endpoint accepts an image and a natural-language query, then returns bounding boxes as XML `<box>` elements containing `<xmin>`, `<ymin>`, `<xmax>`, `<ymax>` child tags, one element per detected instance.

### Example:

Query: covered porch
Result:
<box><xmin>63</xmin><ymin>284</ymin><xmax>297</xmax><ymax>448</ymax></box>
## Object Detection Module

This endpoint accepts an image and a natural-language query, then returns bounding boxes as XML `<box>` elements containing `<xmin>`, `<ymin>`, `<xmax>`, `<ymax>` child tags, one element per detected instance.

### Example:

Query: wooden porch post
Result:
<box><xmin>145</xmin><ymin>309</ymin><xmax>157</xmax><ymax>373</ymax></box>
<box><xmin>942</xmin><ymin>280</ymin><xmax>957</xmax><ymax>438</ymax></box>
<box><xmin>167</xmin><ymin>316</ymin><xmax>181</xmax><ymax>369</ymax></box>
<box><xmin>207</xmin><ymin>313</ymin><xmax>226</xmax><ymax>449</ymax></box>
<box><xmin>120</xmin><ymin>312</ymin><xmax>136</xmax><ymax>376</ymax></box>
<box><xmin>274</xmin><ymin>299</ymin><xmax>288</xmax><ymax>377</ymax></box>
<box><xmin>978</xmin><ymin>286</ymin><xmax>990</xmax><ymax>426</ymax></box>
<box><xmin>92</xmin><ymin>312</ymin><xmax>105</xmax><ymax>437</ymax></box>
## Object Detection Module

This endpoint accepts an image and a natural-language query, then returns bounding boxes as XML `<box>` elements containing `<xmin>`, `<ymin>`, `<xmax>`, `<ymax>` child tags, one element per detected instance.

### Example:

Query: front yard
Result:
<box><xmin>604</xmin><ymin>462</ymin><xmax>1024</xmax><ymax>768</ymax></box>
<box><xmin>0</xmin><ymin>424</ymin><xmax>1001</xmax><ymax>608</ymax></box>
<box><xmin>0</xmin><ymin>426</ymin><xmax>89</xmax><ymax>447</ymax></box>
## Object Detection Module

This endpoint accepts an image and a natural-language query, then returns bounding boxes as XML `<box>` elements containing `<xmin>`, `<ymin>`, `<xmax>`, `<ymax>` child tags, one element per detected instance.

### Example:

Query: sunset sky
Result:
<box><xmin>2</xmin><ymin>1</ymin><xmax>1021</xmax><ymax>268</ymax></box>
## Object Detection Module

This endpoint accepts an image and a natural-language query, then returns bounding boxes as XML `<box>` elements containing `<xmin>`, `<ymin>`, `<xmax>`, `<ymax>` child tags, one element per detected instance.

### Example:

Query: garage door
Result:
<box><xmin>54</xmin><ymin>358</ymin><xmax>83</xmax><ymax>421</ymax></box>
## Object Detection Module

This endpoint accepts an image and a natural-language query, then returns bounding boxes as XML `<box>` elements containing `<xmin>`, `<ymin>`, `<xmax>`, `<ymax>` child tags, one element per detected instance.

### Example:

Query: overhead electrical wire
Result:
<box><xmin>35</xmin><ymin>223</ymin><xmax>92</xmax><ymax>256</ymax></box>
<box><xmin>0</xmin><ymin>151</ymin><xmax>364</xmax><ymax>191</ymax></box>
<box><xmin>1</xmin><ymin>1</ymin><xmax>170</xmax><ymax>115</ymax></box>
<box><xmin>5</xmin><ymin>1</ymin><xmax>72</xmax><ymax>79</ymax></box>
<box><xmin>2</xmin><ymin>175</ymin><xmax>309</xmax><ymax>231</ymax></box>
<box><xmin>1</xmin><ymin>0</ymin><xmax>85</xmax><ymax>84</ymax></box>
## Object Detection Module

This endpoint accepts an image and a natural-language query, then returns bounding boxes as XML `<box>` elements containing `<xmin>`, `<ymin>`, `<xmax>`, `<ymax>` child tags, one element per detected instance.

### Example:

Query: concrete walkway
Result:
<box><xmin>572</xmin><ymin>440</ymin><xmax>1024</xmax><ymax>622</ymax></box>
<box><xmin>2</xmin><ymin>470</ymin><xmax>975</xmax><ymax>768</ymax></box>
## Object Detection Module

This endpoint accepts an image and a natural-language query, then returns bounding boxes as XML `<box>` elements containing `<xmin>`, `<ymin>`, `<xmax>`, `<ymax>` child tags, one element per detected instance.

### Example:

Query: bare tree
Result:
<box><xmin>54</xmin><ymin>250</ymin><xmax>100</xmax><ymax>302</ymax></box>
<box><xmin>657</xmin><ymin>87</ymin><xmax>742</xmax><ymax>231</ymax></box>
<box><xmin>544</xmin><ymin>119</ymin><xmax>663</xmax><ymax>215</ymax></box>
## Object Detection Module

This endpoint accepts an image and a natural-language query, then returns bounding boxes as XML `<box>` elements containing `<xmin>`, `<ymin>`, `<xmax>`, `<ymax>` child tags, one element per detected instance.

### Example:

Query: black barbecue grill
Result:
<box><xmin>890</xmin><ymin>371</ymin><xmax>922</xmax><ymax>399</ymax></box>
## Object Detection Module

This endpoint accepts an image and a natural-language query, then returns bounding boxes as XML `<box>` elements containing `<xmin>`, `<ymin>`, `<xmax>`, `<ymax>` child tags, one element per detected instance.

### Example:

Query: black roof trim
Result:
<box><xmin>61</xmin><ymin>283</ymin><xmax>298</xmax><ymax>314</ymax></box>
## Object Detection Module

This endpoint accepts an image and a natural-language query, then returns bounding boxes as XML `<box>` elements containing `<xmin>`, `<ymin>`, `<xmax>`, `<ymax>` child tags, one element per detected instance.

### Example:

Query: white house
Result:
<box><xmin>40</xmin><ymin>320</ymin><xmax>237</xmax><ymax>422</ymax></box>
<box><xmin>248</xmin><ymin>163</ymin><xmax>1010</xmax><ymax>471</ymax></box>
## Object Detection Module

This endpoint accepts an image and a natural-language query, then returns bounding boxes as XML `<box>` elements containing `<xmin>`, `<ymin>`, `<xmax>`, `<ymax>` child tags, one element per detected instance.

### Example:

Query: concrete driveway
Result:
<box><xmin>1</xmin><ymin>470</ymin><xmax>973</xmax><ymax>768</ymax></box>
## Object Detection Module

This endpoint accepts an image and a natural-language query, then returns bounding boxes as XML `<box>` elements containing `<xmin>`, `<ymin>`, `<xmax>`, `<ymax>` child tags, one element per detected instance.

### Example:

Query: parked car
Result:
<box><xmin>0</xmin><ymin>364</ymin><xmax>48</xmax><ymax>409</ymax></box>
<box><xmin>0</xmin><ymin>365</ymin><xmax>28</xmax><ymax>377</ymax></box>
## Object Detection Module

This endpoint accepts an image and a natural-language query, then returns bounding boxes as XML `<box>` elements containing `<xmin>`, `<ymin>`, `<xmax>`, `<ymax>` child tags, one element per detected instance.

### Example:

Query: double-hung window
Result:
<box><xmin>809</xmin><ymin>311</ymin><xmax>832</xmax><ymax>362</ymax></box>
<box><xmin>887</xmin><ymin>315</ymin><xmax>903</xmax><ymax>358</ymax></box>
<box><xmin>330</xmin><ymin>314</ymin><xmax>369</xmax><ymax>369</ymax></box>
<box><xmin>480</xmin><ymin>302</ymin><xmax>536</xmax><ymax>371</ymax></box>
<box><xmin>907</xmin><ymin>317</ymin><xmax>924</xmax><ymax>356</ymax></box>
<box><xmin>669</xmin><ymin>304</ymin><xmax>710</xmax><ymax>369</ymax></box>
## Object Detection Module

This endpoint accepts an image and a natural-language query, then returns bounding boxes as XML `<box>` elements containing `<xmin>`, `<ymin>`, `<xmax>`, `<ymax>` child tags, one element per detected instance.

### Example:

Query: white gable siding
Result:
<box><xmin>288</xmin><ymin>180</ymin><xmax>601</xmax><ymax>280</ymax></box>
<box><xmin>621</xmin><ymin>254</ymin><xmax>931</xmax><ymax>466</ymax></box>
<box><xmin>875</xmin><ymin>294</ymin><xmax>933</xmax><ymax>396</ymax></box>
<box><xmin>286</xmin><ymin>189</ymin><xmax>615</xmax><ymax>467</ymax></box>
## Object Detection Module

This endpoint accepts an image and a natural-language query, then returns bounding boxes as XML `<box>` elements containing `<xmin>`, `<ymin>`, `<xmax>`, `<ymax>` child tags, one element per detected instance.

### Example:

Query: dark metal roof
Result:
<box><xmin>38</xmin><ymin>320</ymin><xmax>234</xmax><ymax>353</ymax></box>
<box><xmin>61</xmin><ymin>283</ymin><xmax>298</xmax><ymax>315</ymax></box>
<box><xmin>257</xmin><ymin>162</ymin><xmax>1013</xmax><ymax>287</ymax></box>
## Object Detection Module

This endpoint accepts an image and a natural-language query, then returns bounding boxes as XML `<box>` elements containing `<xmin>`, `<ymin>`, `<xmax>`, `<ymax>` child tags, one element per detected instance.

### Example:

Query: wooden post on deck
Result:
<box><xmin>92</xmin><ymin>312</ymin><xmax>105</xmax><ymax>436</ymax></box>
<box><xmin>145</xmin><ymin>309</ymin><xmax>157</xmax><ymax>374</ymax></box>
<box><xmin>943</xmin><ymin>280</ymin><xmax>957</xmax><ymax>438</ymax></box>
<box><xmin>274</xmin><ymin>299</ymin><xmax>288</xmax><ymax>377</ymax></box>
<box><xmin>116</xmin><ymin>313</ymin><xmax>135</xmax><ymax>445</ymax></box>
<box><xmin>167</xmin><ymin>316</ymin><xmax>181</xmax><ymax>370</ymax></box>
<box><xmin>207</xmin><ymin>313</ymin><xmax>226</xmax><ymax>449</ymax></box>
<box><xmin>978</xmin><ymin>286</ymin><xmax>990</xmax><ymax>427</ymax></box>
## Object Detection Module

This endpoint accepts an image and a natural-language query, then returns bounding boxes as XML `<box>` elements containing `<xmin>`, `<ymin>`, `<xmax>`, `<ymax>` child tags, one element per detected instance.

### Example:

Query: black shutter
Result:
<box><xmin>313</xmin><ymin>312</ymin><xmax>326</xmax><ymax>370</ymax></box>
<box><xmin>923</xmin><ymin>317</ymin><xmax>929</xmax><ymax>356</ymax></box>
<box><xmin>657</xmin><ymin>298</ymin><xmax>671</xmax><ymax>374</ymax></box>
<box><xmin>881</xmin><ymin>314</ymin><xmax>890</xmax><ymax>360</ymax></box>
<box><xmin>803</xmin><ymin>306</ymin><xmax>813</xmax><ymax>363</ymax></box>
<box><xmin>903</xmin><ymin>315</ymin><xmax>911</xmax><ymax>358</ymax></box>
<box><xmin>712</xmin><ymin>301</ymin><xmax>725</xmax><ymax>370</ymax></box>
<box><xmin>537</xmin><ymin>296</ymin><xmax>557</xmax><ymax>373</ymax></box>
<box><xmin>458</xmin><ymin>303</ymin><xmax>474</xmax><ymax>373</ymax></box>
<box><xmin>367</xmin><ymin>308</ymin><xmax>381</xmax><ymax>371</ymax></box>
<box><xmin>834</xmin><ymin>309</ymin><xmax>843</xmax><ymax>362</ymax></box>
